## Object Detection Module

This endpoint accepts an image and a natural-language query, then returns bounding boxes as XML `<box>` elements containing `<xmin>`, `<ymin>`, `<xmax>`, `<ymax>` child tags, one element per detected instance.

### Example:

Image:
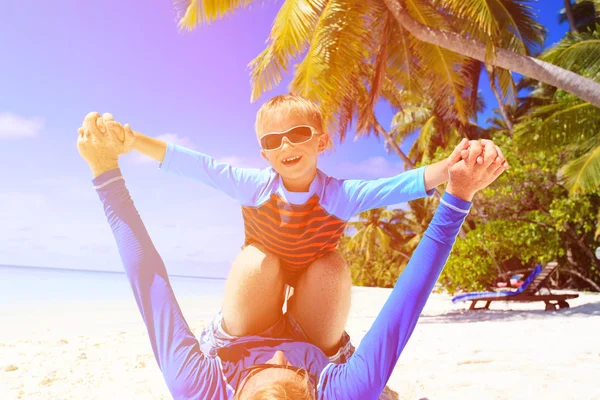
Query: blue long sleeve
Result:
<box><xmin>92</xmin><ymin>168</ymin><xmax>228</xmax><ymax>399</ymax></box>
<box><xmin>319</xmin><ymin>192</ymin><xmax>471</xmax><ymax>400</ymax></box>
<box><xmin>159</xmin><ymin>143</ymin><xmax>270</xmax><ymax>206</ymax></box>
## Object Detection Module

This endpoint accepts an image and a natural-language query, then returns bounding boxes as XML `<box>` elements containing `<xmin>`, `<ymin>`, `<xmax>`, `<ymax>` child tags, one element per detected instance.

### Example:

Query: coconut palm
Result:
<box><xmin>388</xmin><ymin>197</ymin><xmax>437</xmax><ymax>255</ymax></box>
<box><xmin>559</xmin><ymin>0</ymin><xmax>600</xmax><ymax>33</ymax></box>
<box><xmin>388</xmin><ymin>91</ymin><xmax>484</xmax><ymax>165</ymax></box>
<box><xmin>516</xmin><ymin>26</ymin><xmax>600</xmax><ymax>194</ymax></box>
<box><xmin>346</xmin><ymin>207</ymin><xmax>396</xmax><ymax>261</ymax></box>
<box><xmin>173</xmin><ymin>0</ymin><xmax>600</xmax><ymax>153</ymax></box>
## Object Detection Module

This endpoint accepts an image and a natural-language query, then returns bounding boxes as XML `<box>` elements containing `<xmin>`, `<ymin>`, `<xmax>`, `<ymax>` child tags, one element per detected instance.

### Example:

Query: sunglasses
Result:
<box><xmin>259</xmin><ymin>125</ymin><xmax>320</xmax><ymax>151</ymax></box>
<box><xmin>234</xmin><ymin>363</ymin><xmax>318</xmax><ymax>398</ymax></box>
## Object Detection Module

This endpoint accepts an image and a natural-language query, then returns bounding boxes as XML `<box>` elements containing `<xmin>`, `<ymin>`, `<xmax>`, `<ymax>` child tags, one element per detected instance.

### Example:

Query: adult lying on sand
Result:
<box><xmin>77</xmin><ymin>112</ymin><xmax>507</xmax><ymax>399</ymax></box>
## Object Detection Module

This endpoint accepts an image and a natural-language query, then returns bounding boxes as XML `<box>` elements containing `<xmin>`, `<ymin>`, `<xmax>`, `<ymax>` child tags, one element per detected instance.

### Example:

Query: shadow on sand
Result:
<box><xmin>419</xmin><ymin>299</ymin><xmax>600</xmax><ymax>324</ymax></box>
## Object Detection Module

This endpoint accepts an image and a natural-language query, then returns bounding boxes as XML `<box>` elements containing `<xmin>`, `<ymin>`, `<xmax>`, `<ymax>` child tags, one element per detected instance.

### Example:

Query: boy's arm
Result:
<box><xmin>333</xmin><ymin>139</ymin><xmax>471</xmax><ymax>218</ymax></box>
<box><xmin>92</xmin><ymin>168</ymin><xmax>228</xmax><ymax>399</ymax></box>
<box><xmin>423</xmin><ymin>159</ymin><xmax>451</xmax><ymax>192</ymax></box>
<box><xmin>132</xmin><ymin>130</ymin><xmax>168</xmax><ymax>163</ymax></box>
<box><xmin>131</xmin><ymin>130</ymin><xmax>268</xmax><ymax>205</ymax></box>
<box><xmin>319</xmin><ymin>191</ymin><xmax>471</xmax><ymax>400</ymax></box>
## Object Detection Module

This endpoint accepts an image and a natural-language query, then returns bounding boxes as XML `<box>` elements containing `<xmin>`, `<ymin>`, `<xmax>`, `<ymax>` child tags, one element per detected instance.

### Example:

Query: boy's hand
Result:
<box><xmin>447</xmin><ymin>141</ymin><xmax>509</xmax><ymax>201</ymax></box>
<box><xmin>78</xmin><ymin>112</ymin><xmax>135</xmax><ymax>154</ymax></box>
<box><xmin>448</xmin><ymin>139</ymin><xmax>508</xmax><ymax>169</ymax></box>
<box><xmin>77</xmin><ymin>112</ymin><xmax>135</xmax><ymax>177</ymax></box>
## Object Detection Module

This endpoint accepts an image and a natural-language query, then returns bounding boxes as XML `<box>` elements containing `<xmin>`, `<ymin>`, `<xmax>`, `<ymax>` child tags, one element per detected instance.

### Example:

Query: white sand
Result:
<box><xmin>1</xmin><ymin>289</ymin><xmax>599</xmax><ymax>400</ymax></box>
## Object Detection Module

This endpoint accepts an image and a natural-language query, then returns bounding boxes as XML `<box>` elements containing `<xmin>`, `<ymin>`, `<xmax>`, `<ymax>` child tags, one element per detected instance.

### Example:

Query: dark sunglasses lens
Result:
<box><xmin>287</xmin><ymin>126</ymin><xmax>313</xmax><ymax>143</ymax></box>
<box><xmin>262</xmin><ymin>134</ymin><xmax>283</xmax><ymax>150</ymax></box>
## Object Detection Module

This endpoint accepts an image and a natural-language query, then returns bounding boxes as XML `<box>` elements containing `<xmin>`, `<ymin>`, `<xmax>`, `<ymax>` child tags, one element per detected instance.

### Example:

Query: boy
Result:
<box><xmin>80</xmin><ymin>94</ymin><xmax>505</xmax><ymax>362</ymax></box>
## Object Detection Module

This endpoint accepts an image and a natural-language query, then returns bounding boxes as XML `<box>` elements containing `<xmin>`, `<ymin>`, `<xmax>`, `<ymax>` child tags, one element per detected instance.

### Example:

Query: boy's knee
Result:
<box><xmin>311</xmin><ymin>251</ymin><xmax>351</xmax><ymax>282</ymax></box>
<box><xmin>235</xmin><ymin>243</ymin><xmax>280</xmax><ymax>273</ymax></box>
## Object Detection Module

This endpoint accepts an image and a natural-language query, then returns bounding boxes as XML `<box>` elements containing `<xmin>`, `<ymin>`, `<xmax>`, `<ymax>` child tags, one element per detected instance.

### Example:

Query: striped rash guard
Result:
<box><xmin>159</xmin><ymin>144</ymin><xmax>435</xmax><ymax>273</ymax></box>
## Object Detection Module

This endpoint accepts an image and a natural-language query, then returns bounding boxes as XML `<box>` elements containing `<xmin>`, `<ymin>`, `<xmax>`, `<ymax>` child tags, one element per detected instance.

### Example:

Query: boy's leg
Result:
<box><xmin>288</xmin><ymin>251</ymin><xmax>352</xmax><ymax>355</ymax></box>
<box><xmin>221</xmin><ymin>243</ymin><xmax>287</xmax><ymax>337</ymax></box>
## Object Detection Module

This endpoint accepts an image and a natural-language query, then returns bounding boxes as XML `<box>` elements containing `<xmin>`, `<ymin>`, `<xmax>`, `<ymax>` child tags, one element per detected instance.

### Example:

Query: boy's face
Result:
<box><xmin>257</xmin><ymin>113</ymin><xmax>328</xmax><ymax>186</ymax></box>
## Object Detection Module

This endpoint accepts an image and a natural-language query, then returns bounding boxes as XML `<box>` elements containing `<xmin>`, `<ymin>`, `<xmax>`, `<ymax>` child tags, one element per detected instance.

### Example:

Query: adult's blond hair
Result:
<box><xmin>235</xmin><ymin>373</ymin><xmax>315</xmax><ymax>400</ymax></box>
<box><xmin>254</xmin><ymin>94</ymin><xmax>324</xmax><ymax>135</ymax></box>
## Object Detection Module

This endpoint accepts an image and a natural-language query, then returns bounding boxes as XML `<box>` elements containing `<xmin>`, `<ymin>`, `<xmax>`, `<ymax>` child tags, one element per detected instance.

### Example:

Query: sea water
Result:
<box><xmin>0</xmin><ymin>264</ymin><xmax>226</xmax><ymax>307</ymax></box>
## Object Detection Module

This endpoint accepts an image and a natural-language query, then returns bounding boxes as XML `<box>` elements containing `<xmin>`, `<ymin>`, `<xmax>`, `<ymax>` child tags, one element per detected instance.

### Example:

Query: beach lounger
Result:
<box><xmin>452</xmin><ymin>262</ymin><xmax>579</xmax><ymax>311</ymax></box>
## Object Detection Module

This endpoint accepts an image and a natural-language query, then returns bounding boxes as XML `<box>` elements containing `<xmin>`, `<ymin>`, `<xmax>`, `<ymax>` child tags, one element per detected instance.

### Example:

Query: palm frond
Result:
<box><xmin>390</xmin><ymin>105</ymin><xmax>433</xmax><ymax>142</ymax></box>
<box><xmin>541</xmin><ymin>27</ymin><xmax>600</xmax><ymax>78</ymax></box>
<box><xmin>559</xmin><ymin>143</ymin><xmax>600</xmax><ymax>193</ymax></box>
<box><xmin>357</xmin><ymin>10</ymin><xmax>391</xmax><ymax>135</ymax></box>
<box><xmin>291</xmin><ymin>0</ymin><xmax>373</xmax><ymax>137</ymax></box>
<box><xmin>435</xmin><ymin>0</ymin><xmax>544</xmax><ymax>54</ymax></box>
<box><xmin>405</xmin><ymin>0</ymin><xmax>471</xmax><ymax>122</ymax></box>
<box><xmin>385</xmin><ymin>16</ymin><xmax>423</xmax><ymax>94</ymax></box>
<box><xmin>515</xmin><ymin>97</ymin><xmax>600</xmax><ymax>149</ymax></box>
<box><xmin>174</xmin><ymin>0</ymin><xmax>254</xmax><ymax>30</ymax></box>
<box><xmin>248</xmin><ymin>0</ymin><xmax>327</xmax><ymax>101</ymax></box>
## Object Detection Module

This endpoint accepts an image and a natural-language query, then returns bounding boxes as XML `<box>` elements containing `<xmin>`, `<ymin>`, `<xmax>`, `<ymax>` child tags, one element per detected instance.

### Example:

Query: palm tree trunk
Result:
<box><xmin>383</xmin><ymin>0</ymin><xmax>600</xmax><ymax>108</ymax></box>
<box><xmin>374</xmin><ymin>121</ymin><xmax>472</xmax><ymax>238</ymax></box>
<box><xmin>375</xmin><ymin>121</ymin><xmax>414</xmax><ymax>168</ymax></box>
<box><xmin>488</xmin><ymin>67</ymin><xmax>515</xmax><ymax>137</ymax></box>
<box><xmin>563</xmin><ymin>0</ymin><xmax>579</xmax><ymax>33</ymax></box>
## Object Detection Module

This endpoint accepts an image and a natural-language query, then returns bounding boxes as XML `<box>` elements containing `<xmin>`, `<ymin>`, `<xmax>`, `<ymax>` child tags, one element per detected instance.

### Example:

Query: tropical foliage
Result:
<box><xmin>172</xmin><ymin>0</ymin><xmax>600</xmax><ymax>292</ymax></box>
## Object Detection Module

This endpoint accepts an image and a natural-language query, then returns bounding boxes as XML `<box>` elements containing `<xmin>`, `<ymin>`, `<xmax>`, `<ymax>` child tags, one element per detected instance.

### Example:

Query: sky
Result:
<box><xmin>0</xmin><ymin>0</ymin><xmax>569</xmax><ymax>278</ymax></box>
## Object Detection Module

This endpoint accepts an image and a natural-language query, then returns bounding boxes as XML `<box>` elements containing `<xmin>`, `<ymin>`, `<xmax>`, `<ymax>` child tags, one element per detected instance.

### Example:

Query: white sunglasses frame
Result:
<box><xmin>259</xmin><ymin>125</ymin><xmax>321</xmax><ymax>152</ymax></box>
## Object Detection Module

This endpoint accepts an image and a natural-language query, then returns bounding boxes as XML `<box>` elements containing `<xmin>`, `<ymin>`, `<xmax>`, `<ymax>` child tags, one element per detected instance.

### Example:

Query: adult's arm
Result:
<box><xmin>92</xmin><ymin>168</ymin><xmax>228</xmax><ymax>399</ymax></box>
<box><xmin>319</xmin><ymin>191</ymin><xmax>470</xmax><ymax>400</ymax></box>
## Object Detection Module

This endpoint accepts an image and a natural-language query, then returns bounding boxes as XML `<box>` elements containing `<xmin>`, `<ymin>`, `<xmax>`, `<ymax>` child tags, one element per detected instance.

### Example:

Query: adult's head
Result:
<box><xmin>233</xmin><ymin>351</ymin><xmax>316</xmax><ymax>400</ymax></box>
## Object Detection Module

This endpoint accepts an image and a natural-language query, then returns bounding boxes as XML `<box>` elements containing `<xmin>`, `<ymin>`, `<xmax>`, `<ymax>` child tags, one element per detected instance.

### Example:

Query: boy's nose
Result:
<box><xmin>280</xmin><ymin>136</ymin><xmax>293</xmax><ymax>150</ymax></box>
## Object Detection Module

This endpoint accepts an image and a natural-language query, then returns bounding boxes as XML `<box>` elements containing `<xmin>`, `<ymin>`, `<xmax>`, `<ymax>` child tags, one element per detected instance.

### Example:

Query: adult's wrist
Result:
<box><xmin>445</xmin><ymin>182</ymin><xmax>475</xmax><ymax>202</ymax></box>
<box><xmin>89</xmin><ymin>160</ymin><xmax>119</xmax><ymax>178</ymax></box>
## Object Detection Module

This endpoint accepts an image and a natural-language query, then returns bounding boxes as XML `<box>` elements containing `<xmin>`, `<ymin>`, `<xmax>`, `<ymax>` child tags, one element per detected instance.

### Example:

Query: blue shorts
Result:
<box><xmin>199</xmin><ymin>311</ymin><xmax>354</xmax><ymax>364</ymax></box>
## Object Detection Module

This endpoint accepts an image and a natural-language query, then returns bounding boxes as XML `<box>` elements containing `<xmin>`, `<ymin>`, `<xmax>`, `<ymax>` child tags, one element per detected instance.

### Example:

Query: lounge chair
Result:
<box><xmin>452</xmin><ymin>262</ymin><xmax>579</xmax><ymax>311</ymax></box>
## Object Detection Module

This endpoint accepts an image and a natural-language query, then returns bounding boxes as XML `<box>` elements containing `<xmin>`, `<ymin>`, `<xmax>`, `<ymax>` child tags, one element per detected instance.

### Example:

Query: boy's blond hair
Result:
<box><xmin>255</xmin><ymin>94</ymin><xmax>324</xmax><ymax>135</ymax></box>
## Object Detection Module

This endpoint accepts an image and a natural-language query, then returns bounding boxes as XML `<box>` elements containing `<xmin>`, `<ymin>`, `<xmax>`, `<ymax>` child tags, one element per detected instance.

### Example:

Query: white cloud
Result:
<box><xmin>128</xmin><ymin>133</ymin><xmax>198</xmax><ymax>164</ymax></box>
<box><xmin>337</xmin><ymin>156</ymin><xmax>404</xmax><ymax>178</ymax></box>
<box><xmin>0</xmin><ymin>112</ymin><xmax>44</xmax><ymax>139</ymax></box>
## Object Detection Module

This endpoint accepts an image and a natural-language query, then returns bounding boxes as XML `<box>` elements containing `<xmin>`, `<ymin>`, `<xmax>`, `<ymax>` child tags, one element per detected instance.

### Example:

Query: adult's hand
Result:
<box><xmin>446</xmin><ymin>140</ymin><xmax>508</xmax><ymax>201</ymax></box>
<box><xmin>77</xmin><ymin>112</ymin><xmax>134</xmax><ymax>178</ymax></box>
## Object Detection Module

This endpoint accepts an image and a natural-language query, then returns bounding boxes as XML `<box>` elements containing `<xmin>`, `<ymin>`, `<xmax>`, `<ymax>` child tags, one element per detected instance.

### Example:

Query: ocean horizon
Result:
<box><xmin>0</xmin><ymin>264</ymin><xmax>226</xmax><ymax>307</ymax></box>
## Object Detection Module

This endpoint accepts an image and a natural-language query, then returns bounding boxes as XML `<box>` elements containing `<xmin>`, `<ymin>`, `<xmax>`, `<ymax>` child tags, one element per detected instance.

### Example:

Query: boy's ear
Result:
<box><xmin>318</xmin><ymin>133</ymin><xmax>330</xmax><ymax>152</ymax></box>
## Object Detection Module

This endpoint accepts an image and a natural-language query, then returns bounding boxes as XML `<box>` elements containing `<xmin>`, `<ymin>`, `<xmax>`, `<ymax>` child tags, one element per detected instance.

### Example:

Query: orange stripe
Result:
<box><xmin>244</xmin><ymin>218</ymin><xmax>344</xmax><ymax>250</ymax></box>
<box><xmin>243</xmin><ymin>209</ymin><xmax>346</xmax><ymax>240</ymax></box>
<box><xmin>245</xmin><ymin>223</ymin><xmax>344</xmax><ymax>252</ymax></box>
<box><xmin>264</xmin><ymin>242</ymin><xmax>340</xmax><ymax>262</ymax></box>
<box><xmin>246</xmin><ymin>207</ymin><xmax>339</xmax><ymax>229</ymax></box>
<box><xmin>244</xmin><ymin>222</ymin><xmax>342</xmax><ymax>258</ymax></box>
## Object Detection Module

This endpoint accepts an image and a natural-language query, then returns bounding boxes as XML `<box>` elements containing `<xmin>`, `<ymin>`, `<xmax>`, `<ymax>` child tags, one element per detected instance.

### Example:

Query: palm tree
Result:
<box><xmin>516</xmin><ymin>26</ymin><xmax>600</xmax><ymax>194</ymax></box>
<box><xmin>388</xmin><ymin>197</ymin><xmax>436</xmax><ymax>255</ymax></box>
<box><xmin>346</xmin><ymin>207</ymin><xmax>396</xmax><ymax>261</ymax></box>
<box><xmin>388</xmin><ymin>91</ymin><xmax>484</xmax><ymax>165</ymax></box>
<box><xmin>382</xmin><ymin>0</ymin><xmax>600</xmax><ymax>107</ymax></box>
<box><xmin>173</xmin><ymin>0</ymin><xmax>600</xmax><ymax>150</ymax></box>
<box><xmin>559</xmin><ymin>0</ymin><xmax>600</xmax><ymax>33</ymax></box>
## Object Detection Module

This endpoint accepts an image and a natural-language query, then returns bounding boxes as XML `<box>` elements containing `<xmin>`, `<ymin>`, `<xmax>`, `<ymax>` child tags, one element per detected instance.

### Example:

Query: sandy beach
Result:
<box><xmin>1</xmin><ymin>287</ymin><xmax>599</xmax><ymax>400</ymax></box>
